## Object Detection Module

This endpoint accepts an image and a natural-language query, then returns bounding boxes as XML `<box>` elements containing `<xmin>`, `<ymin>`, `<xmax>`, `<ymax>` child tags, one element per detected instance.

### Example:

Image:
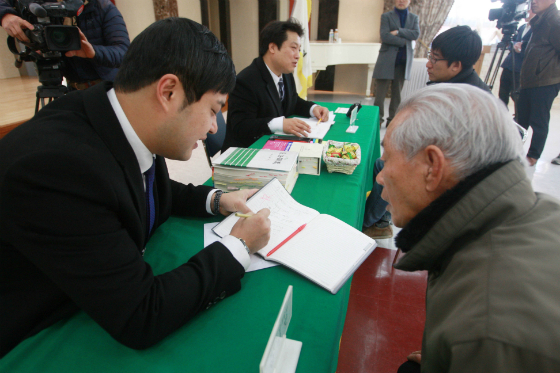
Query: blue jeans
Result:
<box><xmin>363</xmin><ymin>158</ymin><xmax>390</xmax><ymax>228</ymax></box>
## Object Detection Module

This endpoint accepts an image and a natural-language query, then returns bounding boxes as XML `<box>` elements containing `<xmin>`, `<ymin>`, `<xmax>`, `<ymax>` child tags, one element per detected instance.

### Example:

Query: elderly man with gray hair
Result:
<box><xmin>382</xmin><ymin>84</ymin><xmax>560</xmax><ymax>373</ymax></box>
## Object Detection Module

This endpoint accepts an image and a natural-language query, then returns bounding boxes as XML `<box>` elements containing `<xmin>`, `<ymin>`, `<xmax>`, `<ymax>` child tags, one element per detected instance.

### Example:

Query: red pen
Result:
<box><xmin>267</xmin><ymin>223</ymin><xmax>306</xmax><ymax>257</ymax></box>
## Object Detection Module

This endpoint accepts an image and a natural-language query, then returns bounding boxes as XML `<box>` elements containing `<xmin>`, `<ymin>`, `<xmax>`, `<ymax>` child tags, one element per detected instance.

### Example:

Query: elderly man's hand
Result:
<box><xmin>65</xmin><ymin>28</ymin><xmax>95</xmax><ymax>59</ymax></box>
<box><xmin>407</xmin><ymin>351</ymin><xmax>421</xmax><ymax>364</ymax></box>
<box><xmin>312</xmin><ymin>105</ymin><xmax>329</xmax><ymax>121</ymax></box>
<box><xmin>2</xmin><ymin>14</ymin><xmax>34</xmax><ymax>43</ymax></box>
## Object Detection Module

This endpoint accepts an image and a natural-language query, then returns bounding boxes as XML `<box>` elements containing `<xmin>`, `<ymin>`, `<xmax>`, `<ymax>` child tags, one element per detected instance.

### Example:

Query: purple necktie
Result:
<box><xmin>144</xmin><ymin>160</ymin><xmax>156</xmax><ymax>236</ymax></box>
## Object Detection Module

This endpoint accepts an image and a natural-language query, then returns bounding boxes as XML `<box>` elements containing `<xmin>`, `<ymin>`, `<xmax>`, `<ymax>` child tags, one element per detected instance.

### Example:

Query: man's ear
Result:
<box><xmin>450</xmin><ymin>60</ymin><xmax>462</xmax><ymax>73</ymax></box>
<box><xmin>423</xmin><ymin>145</ymin><xmax>447</xmax><ymax>192</ymax></box>
<box><xmin>268</xmin><ymin>42</ymin><xmax>278</xmax><ymax>55</ymax></box>
<box><xmin>155</xmin><ymin>74</ymin><xmax>182</xmax><ymax>113</ymax></box>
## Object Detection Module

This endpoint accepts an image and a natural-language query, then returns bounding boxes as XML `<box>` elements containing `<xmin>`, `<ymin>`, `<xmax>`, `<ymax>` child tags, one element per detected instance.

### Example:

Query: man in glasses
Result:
<box><xmin>363</xmin><ymin>26</ymin><xmax>489</xmax><ymax>240</ymax></box>
<box><xmin>426</xmin><ymin>26</ymin><xmax>490</xmax><ymax>91</ymax></box>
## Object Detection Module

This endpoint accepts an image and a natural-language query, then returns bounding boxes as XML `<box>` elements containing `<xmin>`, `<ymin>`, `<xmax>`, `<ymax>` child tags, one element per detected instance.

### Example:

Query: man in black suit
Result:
<box><xmin>222</xmin><ymin>19</ymin><xmax>329</xmax><ymax>151</ymax></box>
<box><xmin>0</xmin><ymin>18</ymin><xmax>271</xmax><ymax>358</ymax></box>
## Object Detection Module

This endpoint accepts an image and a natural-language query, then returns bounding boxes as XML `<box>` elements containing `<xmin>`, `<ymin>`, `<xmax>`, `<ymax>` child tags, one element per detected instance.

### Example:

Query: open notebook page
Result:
<box><xmin>268</xmin><ymin>214</ymin><xmax>375</xmax><ymax>293</ymax></box>
<box><xmin>212</xmin><ymin>178</ymin><xmax>319</xmax><ymax>254</ymax></box>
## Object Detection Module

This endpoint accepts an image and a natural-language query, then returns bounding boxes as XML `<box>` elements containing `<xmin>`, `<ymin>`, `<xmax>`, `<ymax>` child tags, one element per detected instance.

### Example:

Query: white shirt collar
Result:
<box><xmin>264</xmin><ymin>62</ymin><xmax>283</xmax><ymax>95</ymax></box>
<box><xmin>107</xmin><ymin>88</ymin><xmax>154</xmax><ymax>174</ymax></box>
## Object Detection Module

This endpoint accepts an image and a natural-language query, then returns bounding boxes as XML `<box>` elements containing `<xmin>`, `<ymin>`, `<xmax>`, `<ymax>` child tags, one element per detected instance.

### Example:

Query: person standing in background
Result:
<box><xmin>0</xmin><ymin>0</ymin><xmax>130</xmax><ymax>90</ymax></box>
<box><xmin>517</xmin><ymin>0</ymin><xmax>560</xmax><ymax>166</ymax></box>
<box><xmin>498</xmin><ymin>9</ymin><xmax>535</xmax><ymax>119</ymax></box>
<box><xmin>372</xmin><ymin>0</ymin><xmax>419</xmax><ymax>127</ymax></box>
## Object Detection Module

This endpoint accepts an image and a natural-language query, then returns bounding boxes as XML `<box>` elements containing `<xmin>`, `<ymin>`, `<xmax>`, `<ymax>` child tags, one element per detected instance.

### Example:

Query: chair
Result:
<box><xmin>203</xmin><ymin>111</ymin><xmax>227</xmax><ymax>167</ymax></box>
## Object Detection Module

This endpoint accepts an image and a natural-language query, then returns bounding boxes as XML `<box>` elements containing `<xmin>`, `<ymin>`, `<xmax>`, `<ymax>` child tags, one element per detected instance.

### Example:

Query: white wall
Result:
<box><xmin>0</xmin><ymin>28</ymin><xmax>20</xmax><ymax>79</ymax></box>
<box><xmin>178</xmin><ymin>0</ymin><xmax>202</xmax><ymax>24</ymax></box>
<box><xmin>229</xmin><ymin>0</ymin><xmax>259</xmax><ymax>73</ymax></box>
<box><xmin>333</xmin><ymin>0</ymin><xmax>384</xmax><ymax>94</ymax></box>
<box><xmin>118</xmin><ymin>0</ymin><xmax>155</xmax><ymax>41</ymax></box>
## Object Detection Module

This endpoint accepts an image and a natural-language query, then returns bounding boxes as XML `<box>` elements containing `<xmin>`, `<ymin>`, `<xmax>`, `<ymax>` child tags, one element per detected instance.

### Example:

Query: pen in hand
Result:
<box><xmin>235</xmin><ymin>213</ymin><xmax>252</xmax><ymax>218</ymax></box>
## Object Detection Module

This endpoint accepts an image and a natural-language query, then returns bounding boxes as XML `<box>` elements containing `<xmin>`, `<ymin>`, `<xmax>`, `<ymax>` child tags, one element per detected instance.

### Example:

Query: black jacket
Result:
<box><xmin>501</xmin><ymin>23</ymin><xmax>532</xmax><ymax>73</ymax></box>
<box><xmin>428</xmin><ymin>67</ymin><xmax>491</xmax><ymax>92</ymax></box>
<box><xmin>0</xmin><ymin>82</ymin><xmax>244</xmax><ymax>357</ymax></box>
<box><xmin>222</xmin><ymin>57</ymin><xmax>315</xmax><ymax>151</ymax></box>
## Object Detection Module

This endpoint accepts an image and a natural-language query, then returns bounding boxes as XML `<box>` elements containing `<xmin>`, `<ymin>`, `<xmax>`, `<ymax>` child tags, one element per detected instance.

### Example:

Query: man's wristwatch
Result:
<box><xmin>213</xmin><ymin>190</ymin><xmax>223</xmax><ymax>215</ymax></box>
<box><xmin>238</xmin><ymin>238</ymin><xmax>250</xmax><ymax>255</ymax></box>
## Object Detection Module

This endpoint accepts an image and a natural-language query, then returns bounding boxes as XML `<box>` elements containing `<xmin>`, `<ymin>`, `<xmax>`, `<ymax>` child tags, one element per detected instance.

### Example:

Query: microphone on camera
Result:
<box><xmin>29</xmin><ymin>3</ymin><xmax>48</xmax><ymax>18</ymax></box>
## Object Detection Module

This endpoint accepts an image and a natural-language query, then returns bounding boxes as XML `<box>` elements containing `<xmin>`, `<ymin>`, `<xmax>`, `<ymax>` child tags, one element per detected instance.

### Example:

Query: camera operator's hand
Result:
<box><xmin>513</xmin><ymin>42</ymin><xmax>522</xmax><ymax>53</ymax></box>
<box><xmin>1</xmin><ymin>14</ymin><xmax>34</xmax><ymax>43</ymax></box>
<box><xmin>65</xmin><ymin>28</ymin><xmax>95</xmax><ymax>59</ymax></box>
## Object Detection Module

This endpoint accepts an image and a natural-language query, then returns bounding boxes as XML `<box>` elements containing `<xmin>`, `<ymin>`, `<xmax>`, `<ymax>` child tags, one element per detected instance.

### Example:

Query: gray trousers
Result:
<box><xmin>373</xmin><ymin>63</ymin><xmax>406</xmax><ymax>126</ymax></box>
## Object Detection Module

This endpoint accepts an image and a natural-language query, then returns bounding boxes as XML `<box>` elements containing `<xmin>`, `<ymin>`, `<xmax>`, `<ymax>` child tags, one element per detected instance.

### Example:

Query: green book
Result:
<box><xmin>212</xmin><ymin>147</ymin><xmax>299</xmax><ymax>193</ymax></box>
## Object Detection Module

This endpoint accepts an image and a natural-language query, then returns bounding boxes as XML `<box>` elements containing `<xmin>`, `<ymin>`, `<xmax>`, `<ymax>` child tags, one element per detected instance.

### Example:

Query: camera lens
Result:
<box><xmin>50</xmin><ymin>29</ymin><xmax>71</xmax><ymax>48</ymax></box>
<box><xmin>45</xmin><ymin>26</ymin><xmax>81</xmax><ymax>51</ymax></box>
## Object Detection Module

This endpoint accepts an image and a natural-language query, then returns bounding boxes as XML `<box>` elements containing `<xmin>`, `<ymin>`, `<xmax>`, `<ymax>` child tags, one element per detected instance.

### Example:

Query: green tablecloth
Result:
<box><xmin>0</xmin><ymin>102</ymin><xmax>380</xmax><ymax>373</ymax></box>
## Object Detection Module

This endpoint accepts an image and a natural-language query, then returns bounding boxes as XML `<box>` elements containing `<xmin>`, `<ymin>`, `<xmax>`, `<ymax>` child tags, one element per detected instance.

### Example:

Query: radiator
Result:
<box><xmin>401</xmin><ymin>58</ymin><xmax>429</xmax><ymax>100</ymax></box>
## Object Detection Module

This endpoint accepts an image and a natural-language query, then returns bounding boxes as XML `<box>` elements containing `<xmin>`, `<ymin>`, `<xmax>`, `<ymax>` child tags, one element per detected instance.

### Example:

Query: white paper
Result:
<box><xmin>204</xmin><ymin>222</ymin><xmax>279</xmax><ymax>272</ymax></box>
<box><xmin>335</xmin><ymin>107</ymin><xmax>349</xmax><ymax>114</ymax></box>
<box><xmin>274</xmin><ymin>111</ymin><xmax>335</xmax><ymax>139</ymax></box>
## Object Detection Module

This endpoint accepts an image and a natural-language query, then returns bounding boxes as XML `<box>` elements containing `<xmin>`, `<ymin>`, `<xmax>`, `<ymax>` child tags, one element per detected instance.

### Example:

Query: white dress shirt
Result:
<box><xmin>263</xmin><ymin>63</ymin><xmax>317</xmax><ymax>133</ymax></box>
<box><xmin>107</xmin><ymin>88</ymin><xmax>250</xmax><ymax>270</ymax></box>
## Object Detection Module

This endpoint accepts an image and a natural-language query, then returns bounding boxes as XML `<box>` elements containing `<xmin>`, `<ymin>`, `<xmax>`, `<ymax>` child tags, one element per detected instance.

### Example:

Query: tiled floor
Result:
<box><xmin>167</xmin><ymin>91</ymin><xmax>560</xmax><ymax>373</ymax></box>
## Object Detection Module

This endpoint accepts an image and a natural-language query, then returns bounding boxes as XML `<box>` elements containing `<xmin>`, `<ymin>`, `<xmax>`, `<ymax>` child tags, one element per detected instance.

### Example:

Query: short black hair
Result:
<box><xmin>259</xmin><ymin>18</ymin><xmax>304</xmax><ymax>57</ymax></box>
<box><xmin>431</xmin><ymin>26</ymin><xmax>482</xmax><ymax>70</ymax></box>
<box><xmin>114</xmin><ymin>17</ymin><xmax>236</xmax><ymax>104</ymax></box>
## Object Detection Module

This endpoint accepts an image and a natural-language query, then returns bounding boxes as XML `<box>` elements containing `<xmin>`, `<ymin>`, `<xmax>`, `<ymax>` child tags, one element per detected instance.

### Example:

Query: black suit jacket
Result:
<box><xmin>222</xmin><ymin>57</ymin><xmax>315</xmax><ymax>151</ymax></box>
<box><xmin>0</xmin><ymin>82</ymin><xmax>244</xmax><ymax>357</ymax></box>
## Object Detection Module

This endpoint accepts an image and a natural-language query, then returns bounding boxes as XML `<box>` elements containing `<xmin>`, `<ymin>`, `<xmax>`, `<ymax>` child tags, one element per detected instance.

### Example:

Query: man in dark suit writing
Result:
<box><xmin>222</xmin><ymin>19</ymin><xmax>329</xmax><ymax>151</ymax></box>
<box><xmin>0</xmin><ymin>17</ymin><xmax>271</xmax><ymax>358</ymax></box>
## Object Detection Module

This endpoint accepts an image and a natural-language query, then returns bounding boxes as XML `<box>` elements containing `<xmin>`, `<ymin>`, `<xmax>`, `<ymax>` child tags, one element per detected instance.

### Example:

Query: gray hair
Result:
<box><xmin>390</xmin><ymin>83</ymin><xmax>525</xmax><ymax>179</ymax></box>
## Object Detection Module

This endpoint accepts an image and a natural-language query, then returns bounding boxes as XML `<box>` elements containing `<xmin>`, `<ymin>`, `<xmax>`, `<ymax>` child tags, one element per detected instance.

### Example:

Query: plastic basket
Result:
<box><xmin>322</xmin><ymin>140</ymin><xmax>361</xmax><ymax>174</ymax></box>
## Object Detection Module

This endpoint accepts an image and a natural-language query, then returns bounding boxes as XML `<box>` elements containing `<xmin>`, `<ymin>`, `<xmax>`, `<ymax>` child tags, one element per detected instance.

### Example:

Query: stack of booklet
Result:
<box><xmin>213</xmin><ymin>178</ymin><xmax>377</xmax><ymax>294</ymax></box>
<box><xmin>212</xmin><ymin>147</ymin><xmax>299</xmax><ymax>193</ymax></box>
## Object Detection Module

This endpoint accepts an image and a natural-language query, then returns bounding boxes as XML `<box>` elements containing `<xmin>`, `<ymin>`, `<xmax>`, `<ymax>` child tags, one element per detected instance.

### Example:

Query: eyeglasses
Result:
<box><xmin>427</xmin><ymin>52</ymin><xmax>448</xmax><ymax>65</ymax></box>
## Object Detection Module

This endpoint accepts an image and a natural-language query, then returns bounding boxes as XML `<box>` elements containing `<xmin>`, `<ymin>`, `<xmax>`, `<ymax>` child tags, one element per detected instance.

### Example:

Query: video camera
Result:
<box><xmin>488</xmin><ymin>0</ymin><xmax>530</xmax><ymax>35</ymax></box>
<box><xmin>11</xmin><ymin>0</ymin><xmax>84</xmax><ymax>52</ymax></box>
<box><xmin>6</xmin><ymin>1</ymin><xmax>85</xmax><ymax>112</ymax></box>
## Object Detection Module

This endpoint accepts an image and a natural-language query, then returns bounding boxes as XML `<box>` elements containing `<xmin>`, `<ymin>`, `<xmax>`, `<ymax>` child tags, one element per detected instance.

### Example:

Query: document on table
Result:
<box><xmin>204</xmin><ymin>222</ymin><xmax>279</xmax><ymax>272</ymax></box>
<box><xmin>274</xmin><ymin>111</ymin><xmax>335</xmax><ymax>139</ymax></box>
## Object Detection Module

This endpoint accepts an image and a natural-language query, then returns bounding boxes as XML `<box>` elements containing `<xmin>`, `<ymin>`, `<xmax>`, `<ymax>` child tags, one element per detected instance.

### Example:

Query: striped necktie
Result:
<box><xmin>144</xmin><ymin>160</ymin><xmax>156</xmax><ymax>236</ymax></box>
<box><xmin>278</xmin><ymin>78</ymin><xmax>285</xmax><ymax>101</ymax></box>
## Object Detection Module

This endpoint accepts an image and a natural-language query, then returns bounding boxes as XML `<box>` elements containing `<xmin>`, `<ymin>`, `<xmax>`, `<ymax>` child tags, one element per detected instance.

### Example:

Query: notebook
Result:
<box><xmin>212</xmin><ymin>178</ymin><xmax>377</xmax><ymax>294</ymax></box>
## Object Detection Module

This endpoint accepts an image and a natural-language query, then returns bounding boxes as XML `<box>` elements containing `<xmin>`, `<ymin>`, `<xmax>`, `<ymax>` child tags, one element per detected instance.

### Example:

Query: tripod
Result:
<box><xmin>7</xmin><ymin>37</ymin><xmax>68</xmax><ymax>113</ymax></box>
<box><xmin>484</xmin><ymin>26</ymin><xmax>528</xmax><ymax>141</ymax></box>
<box><xmin>34</xmin><ymin>53</ymin><xmax>68</xmax><ymax>114</ymax></box>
